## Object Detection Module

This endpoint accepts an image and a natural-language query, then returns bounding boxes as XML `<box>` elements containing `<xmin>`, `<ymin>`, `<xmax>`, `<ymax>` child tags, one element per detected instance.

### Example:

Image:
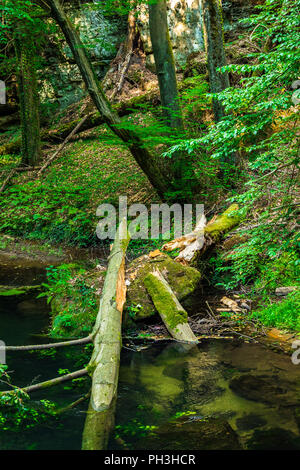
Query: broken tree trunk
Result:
<box><xmin>82</xmin><ymin>218</ymin><xmax>130</xmax><ymax>450</ymax></box>
<box><xmin>163</xmin><ymin>204</ymin><xmax>240</xmax><ymax>265</ymax></box>
<box><xmin>144</xmin><ymin>270</ymin><xmax>198</xmax><ymax>344</ymax></box>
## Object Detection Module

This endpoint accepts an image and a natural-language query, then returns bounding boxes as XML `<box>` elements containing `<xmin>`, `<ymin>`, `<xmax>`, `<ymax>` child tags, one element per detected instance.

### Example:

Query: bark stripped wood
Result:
<box><xmin>0</xmin><ymin>335</ymin><xmax>92</xmax><ymax>351</ymax></box>
<box><xmin>162</xmin><ymin>213</ymin><xmax>207</xmax><ymax>263</ymax></box>
<box><xmin>82</xmin><ymin>218</ymin><xmax>130</xmax><ymax>450</ymax></box>
<box><xmin>163</xmin><ymin>204</ymin><xmax>240</xmax><ymax>265</ymax></box>
<box><xmin>110</xmin><ymin>51</ymin><xmax>133</xmax><ymax>101</ymax></box>
<box><xmin>48</xmin><ymin>0</ymin><xmax>169</xmax><ymax>199</ymax></box>
<box><xmin>144</xmin><ymin>270</ymin><xmax>198</xmax><ymax>344</ymax></box>
<box><xmin>38</xmin><ymin>114</ymin><xmax>89</xmax><ymax>175</ymax></box>
<box><xmin>0</xmin><ymin>368</ymin><xmax>88</xmax><ymax>396</ymax></box>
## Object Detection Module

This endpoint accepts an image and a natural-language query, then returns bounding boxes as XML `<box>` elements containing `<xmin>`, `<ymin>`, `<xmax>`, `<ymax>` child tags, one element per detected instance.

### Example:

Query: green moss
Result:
<box><xmin>205</xmin><ymin>204</ymin><xmax>240</xmax><ymax>240</ymax></box>
<box><xmin>86</xmin><ymin>362</ymin><xmax>97</xmax><ymax>377</ymax></box>
<box><xmin>126</xmin><ymin>253</ymin><xmax>201</xmax><ymax>320</ymax></box>
<box><xmin>0</xmin><ymin>285</ymin><xmax>41</xmax><ymax>296</ymax></box>
<box><xmin>144</xmin><ymin>273</ymin><xmax>188</xmax><ymax>329</ymax></box>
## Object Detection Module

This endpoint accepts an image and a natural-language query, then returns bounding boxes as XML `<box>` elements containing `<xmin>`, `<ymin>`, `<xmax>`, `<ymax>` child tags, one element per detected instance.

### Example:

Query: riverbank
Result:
<box><xmin>0</xmin><ymin>237</ymin><xmax>298</xmax><ymax>356</ymax></box>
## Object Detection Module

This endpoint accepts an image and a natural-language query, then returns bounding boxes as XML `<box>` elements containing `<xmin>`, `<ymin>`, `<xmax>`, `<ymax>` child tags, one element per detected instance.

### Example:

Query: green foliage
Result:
<box><xmin>251</xmin><ymin>290</ymin><xmax>300</xmax><ymax>332</ymax></box>
<box><xmin>0</xmin><ymin>366</ymin><xmax>57</xmax><ymax>431</ymax></box>
<box><xmin>180</xmin><ymin>0</ymin><xmax>300</xmax><ymax>297</ymax></box>
<box><xmin>114</xmin><ymin>418</ymin><xmax>157</xmax><ymax>448</ymax></box>
<box><xmin>42</xmin><ymin>263</ymin><xmax>99</xmax><ymax>338</ymax></box>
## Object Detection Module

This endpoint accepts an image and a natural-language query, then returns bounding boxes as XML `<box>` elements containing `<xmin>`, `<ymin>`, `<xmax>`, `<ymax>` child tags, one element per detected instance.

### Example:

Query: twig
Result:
<box><xmin>56</xmin><ymin>390</ymin><xmax>91</xmax><ymax>415</ymax></box>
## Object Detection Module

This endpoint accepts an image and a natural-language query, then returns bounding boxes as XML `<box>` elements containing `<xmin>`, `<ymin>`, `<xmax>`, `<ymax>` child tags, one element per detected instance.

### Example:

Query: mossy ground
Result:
<box><xmin>0</xmin><ymin>124</ymin><xmax>158</xmax><ymax>247</ymax></box>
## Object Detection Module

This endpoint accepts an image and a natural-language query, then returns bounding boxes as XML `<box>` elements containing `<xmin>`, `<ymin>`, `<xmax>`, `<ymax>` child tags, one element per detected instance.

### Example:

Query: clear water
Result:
<box><xmin>0</xmin><ymin>293</ymin><xmax>300</xmax><ymax>450</ymax></box>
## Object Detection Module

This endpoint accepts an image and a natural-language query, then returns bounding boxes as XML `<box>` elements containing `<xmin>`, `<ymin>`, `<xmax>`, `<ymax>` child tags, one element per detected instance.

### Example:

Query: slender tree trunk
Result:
<box><xmin>201</xmin><ymin>0</ymin><xmax>230</xmax><ymax>122</ymax></box>
<box><xmin>47</xmin><ymin>0</ymin><xmax>170</xmax><ymax>199</ymax></box>
<box><xmin>149</xmin><ymin>0</ymin><xmax>189</xmax><ymax>191</ymax></box>
<box><xmin>14</xmin><ymin>32</ymin><xmax>41</xmax><ymax>166</ymax></box>
<box><xmin>149</xmin><ymin>0</ymin><xmax>184</xmax><ymax>132</ymax></box>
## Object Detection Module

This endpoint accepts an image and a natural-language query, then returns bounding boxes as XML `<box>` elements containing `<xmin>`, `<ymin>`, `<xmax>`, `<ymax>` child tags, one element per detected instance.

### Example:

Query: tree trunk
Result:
<box><xmin>149</xmin><ymin>0</ymin><xmax>184</xmax><ymax>132</ymax></box>
<box><xmin>82</xmin><ymin>218</ymin><xmax>130</xmax><ymax>450</ymax></box>
<box><xmin>14</xmin><ymin>31</ymin><xmax>41</xmax><ymax>166</ymax></box>
<box><xmin>149</xmin><ymin>0</ymin><xmax>191</xmax><ymax>192</ymax></box>
<box><xmin>47</xmin><ymin>0</ymin><xmax>169</xmax><ymax>199</ymax></box>
<box><xmin>201</xmin><ymin>0</ymin><xmax>230</xmax><ymax>122</ymax></box>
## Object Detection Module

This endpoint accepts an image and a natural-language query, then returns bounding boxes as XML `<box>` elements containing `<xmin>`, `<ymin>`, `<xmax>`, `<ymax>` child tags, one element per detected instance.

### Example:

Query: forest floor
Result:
<box><xmin>0</xmin><ymin>34</ymin><xmax>298</xmax><ymax>348</ymax></box>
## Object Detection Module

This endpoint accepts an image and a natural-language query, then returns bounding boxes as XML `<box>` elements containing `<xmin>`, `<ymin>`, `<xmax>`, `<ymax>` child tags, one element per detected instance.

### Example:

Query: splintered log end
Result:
<box><xmin>116</xmin><ymin>258</ymin><xmax>126</xmax><ymax>314</ymax></box>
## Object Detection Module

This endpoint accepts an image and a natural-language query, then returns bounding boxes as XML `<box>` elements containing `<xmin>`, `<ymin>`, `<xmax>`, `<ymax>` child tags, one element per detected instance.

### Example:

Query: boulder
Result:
<box><xmin>126</xmin><ymin>252</ymin><xmax>201</xmax><ymax>320</ymax></box>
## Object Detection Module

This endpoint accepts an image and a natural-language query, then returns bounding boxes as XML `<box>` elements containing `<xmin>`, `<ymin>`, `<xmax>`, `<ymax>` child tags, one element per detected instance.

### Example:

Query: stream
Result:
<box><xmin>0</xmin><ymin>258</ymin><xmax>300</xmax><ymax>450</ymax></box>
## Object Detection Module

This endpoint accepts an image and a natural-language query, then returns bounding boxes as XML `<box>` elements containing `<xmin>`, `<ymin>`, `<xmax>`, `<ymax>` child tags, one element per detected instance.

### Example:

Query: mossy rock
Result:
<box><xmin>126</xmin><ymin>252</ymin><xmax>201</xmax><ymax>320</ymax></box>
<box><xmin>0</xmin><ymin>285</ymin><xmax>41</xmax><ymax>297</ymax></box>
<box><xmin>183</xmin><ymin>51</ymin><xmax>208</xmax><ymax>79</ymax></box>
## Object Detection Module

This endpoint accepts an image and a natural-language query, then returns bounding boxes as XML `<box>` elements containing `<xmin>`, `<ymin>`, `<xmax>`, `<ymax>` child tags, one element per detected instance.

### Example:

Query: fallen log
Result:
<box><xmin>144</xmin><ymin>270</ymin><xmax>198</xmax><ymax>344</ymax></box>
<box><xmin>82</xmin><ymin>218</ymin><xmax>130</xmax><ymax>450</ymax></box>
<box><xmin>163</xmin><ymin>204</ymin><xmax>240</xmax><ymax>265</ymax></box>
<box><xmin>0</xmin><ymin>368</ymin><xmax>88</xmax><ymax>396</ymax></box>
<box><xmin>0</xmin><ymin>88</ymin><xmax>161</xmax><ymax>157</ymax></box>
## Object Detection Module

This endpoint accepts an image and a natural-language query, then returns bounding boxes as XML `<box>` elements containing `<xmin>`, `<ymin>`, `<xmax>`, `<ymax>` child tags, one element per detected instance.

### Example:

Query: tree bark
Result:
<box><xmin>82</xmin><ymin>218</ymin><xmax>130</xmax><ymax>450</ymax></box>
<box><xmin>201</xmin><ymin>0</ymin><xmax>230</xmax><ymax>122</ymax></box>
<box><xmin>47</xmin><ymin>0</ymin><xmax>169</xmax><ymax>199</ymax></box>
<box><xmin>14</xmin><ymin>30</ymin><xmax>42</xmax><ymax>166</ymax></box>
<box><xmin>149</xmin><ymin>0</ymin><xmax>184</xmax><ymax>132</ymax></box>
<box><xmin>149</xmin><ymin>0</ymin><xmax>190</xmax><ymax>191</ymax></box>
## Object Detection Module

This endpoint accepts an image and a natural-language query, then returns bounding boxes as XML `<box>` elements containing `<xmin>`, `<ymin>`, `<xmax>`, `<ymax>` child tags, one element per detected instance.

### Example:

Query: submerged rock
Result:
<box><xmin>246</xmin><ymin>428</ymin><xmax>300</xmax><ymax>450</ymax></box>
<box><xmin>229</xmin><ymin>373</ymin><xmax>300</xmax><ymax>406</ymax></box>
<box><xmin>126</xmin><ymin>252</ymin><xmax>201</xmax><ymax>320</ymax></box>
<box><xmin>136</xmin><ymin>416</ymin><xmax>241</xmax><ymax>450</ymax></box>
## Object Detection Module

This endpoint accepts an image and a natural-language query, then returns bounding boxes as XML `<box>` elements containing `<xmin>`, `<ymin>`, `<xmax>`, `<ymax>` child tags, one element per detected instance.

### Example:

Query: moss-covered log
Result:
<box><xmin>126</xmin><ymin>251</ymin><xmax>202</xmax><ymax>320</ymax></box>
<box><xmin>204</xmin><ymin>203</ymin><xmax>240</xmax><ymax>243</ymax></box>
<box><xmin>163</xmin><ymin>204</ymin><xmax>241</xmax><ymax>265</ymax></box>
<box><xmin>82</xmin><ymin>218</ymin><xmax>130</xmax><ymax>450</ymax></box>
<box><xmin>0</xmin><ymin>91</ymin><xmax>159</xmax><ymax>156</ymax></box>
<box><xmin>144</xmin><ymin>270</ymin><xmax>198</xmax><ymax>343</ymax></box>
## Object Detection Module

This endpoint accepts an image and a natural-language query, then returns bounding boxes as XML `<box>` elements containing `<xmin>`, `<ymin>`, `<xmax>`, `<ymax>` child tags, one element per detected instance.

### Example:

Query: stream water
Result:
<box><xmin>0</xmin><ymin>262</ymin><xmax>300</xmax><ymax>450</ymax></box>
